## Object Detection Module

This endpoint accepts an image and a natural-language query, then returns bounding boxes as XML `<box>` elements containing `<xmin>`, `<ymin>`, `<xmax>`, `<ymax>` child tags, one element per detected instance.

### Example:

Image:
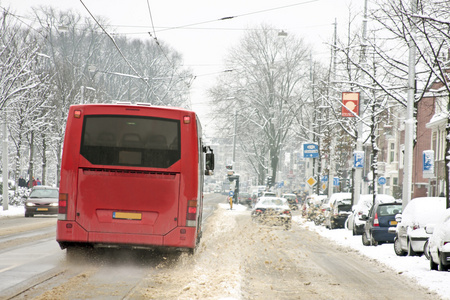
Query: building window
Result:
<box><xmin>390</xmin><ymin>143</ymin><xmax>395</xmax><ymax>163</ymax></box>
<box><xmin>393</xmin><ymin>177</ymin><xmax>398</xmax><ymax>185</ymax></box>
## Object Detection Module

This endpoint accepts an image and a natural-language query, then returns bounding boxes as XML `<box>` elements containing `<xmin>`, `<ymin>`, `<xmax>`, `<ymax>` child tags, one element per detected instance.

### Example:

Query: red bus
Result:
<box><xmin>56</xmin><ymin>103</ymin><xmax>214</xmax><ymax>253</ymax></box>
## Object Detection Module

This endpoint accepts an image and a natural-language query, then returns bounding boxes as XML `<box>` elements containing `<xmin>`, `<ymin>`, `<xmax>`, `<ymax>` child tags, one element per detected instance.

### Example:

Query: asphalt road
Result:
<box><xmin>0</xmin><ymin>194</ymin><xmax>441</xmax><ymax>299</ymax></box>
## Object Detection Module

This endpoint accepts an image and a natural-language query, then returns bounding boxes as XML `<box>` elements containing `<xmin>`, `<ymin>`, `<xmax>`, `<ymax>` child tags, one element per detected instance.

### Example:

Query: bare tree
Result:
<box><xmin>372</xmin><ymin>0</ymin><xmax>450</xmax><ymax>207</ymax></box>
<box><xmin>209</xmin><ymin>24</ymin><xmax>311</xmax><ymax>185</ymax></box>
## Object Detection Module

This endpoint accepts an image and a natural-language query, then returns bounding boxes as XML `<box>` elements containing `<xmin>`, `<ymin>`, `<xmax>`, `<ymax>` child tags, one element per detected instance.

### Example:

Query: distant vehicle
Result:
<box><xmin>361</xmin><ymin>200</ymin><xmax>402</xmax><ymax>246</ymax></box>
<box><xmin>251</xmin><ymin>197</ymin><xmax>292</xmax><ymax>230</ymax></box>
<box><xmin>324</xmin><ymin>193</ymin><xmax>352</xmax><ymax>229</ymax></box>
<box><xmin>56</xmin><ymin>104</ymin><xmax>214</xmax><ymax>253</ymax></box>
<box><xmin>393</xmin><ymin>197</ymin><xmax>446</xmax><ymax>256</ymax></box>
<box><xmin>24</xmin><ymin>186</ymin><xmax>59</xmax><ymax>217</ymax></box>
<box><xmin>239</xmin><ymin>192</ymin><xmax>253</xmax><ymax>207</ymax></box>
<box><xmin>347</xmin><ymin>194</ymin><xmax>395</xmax><ymax>235</ymax></box>
<box><xmin>282</xmin><ymin>193</ymin><xmax>299</xmax><ymax>210</ymax></box>
<box><xmin>302</xmin><ymin>194</ymin><xmax>327</xmax><ymax>218</ymax></box>
<box><xmin>325</xmin><ymin>199</ymin><xmax>352</xmax><ymax>229</ymax></box>
<box><xmin>424</xmin><ymin>208</ymin><xmax>450</xmax><ymax>271</ymax></box>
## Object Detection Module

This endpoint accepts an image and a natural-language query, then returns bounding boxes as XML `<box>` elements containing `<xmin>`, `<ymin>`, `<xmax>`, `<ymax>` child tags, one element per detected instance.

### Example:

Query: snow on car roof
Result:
<box><xmin>402</xmin><ymin>197</ymin><xmax>446</xmax><ymax>225</ymax></box>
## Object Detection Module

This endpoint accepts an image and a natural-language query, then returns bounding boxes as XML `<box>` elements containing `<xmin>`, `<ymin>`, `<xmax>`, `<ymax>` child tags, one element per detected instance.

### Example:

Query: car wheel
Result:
<box><xmin>352</xmin><ymin>225</ymin><xmax>357</xmax><ymax>236</ymax></box>
<box><xmin>423</xmin><ymin>240</ymin><xmax>430</xmax><ymax>260</ymax></box>
<box><xmin>438</xmin><ymin>261</ymin><xmax>449</xmax><ymax>272</ymax></box>
<box><xmin>394</xmin><ymin>237</ymin><xmax>407</xmax><ymax>256</ymax></box>
<box><xmin>407</xmin><ymin>239</ymin><xmax>418</xmax><ymax>256</ymax></box>
<box><xmin>439</xmin><ymin>253</ymin><xmax>449</xmax><ymax>271</ymax></box>
<box><xmin>330</xmin><ymin>220</ymin><xmax>336</xmax><ymax>230</ymax></box>
<box><xmin>430</xmin><ymin>257</ymin><xmax>438</xmax><ymax>271</ymax></box>
<box><xmin>362</xmin><ymin>232</ymin><xmax>371</xmax><ymax>246</ymax></box>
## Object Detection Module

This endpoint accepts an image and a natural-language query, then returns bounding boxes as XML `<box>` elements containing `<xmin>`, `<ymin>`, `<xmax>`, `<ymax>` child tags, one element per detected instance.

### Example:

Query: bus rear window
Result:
<box><xmin>80</xmin><ymin>115</ymin><xmax>180</xmax><ymax>168</ymax></box>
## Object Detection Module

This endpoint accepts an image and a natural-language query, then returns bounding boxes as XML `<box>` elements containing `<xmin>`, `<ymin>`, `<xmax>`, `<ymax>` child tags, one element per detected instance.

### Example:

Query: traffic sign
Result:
<box><xmin>303</xmin><ymin>143</ymin><xmax>319</xmax><ymax>158</ymax></box>
<box><xmin>378</xmin><ymin>177</ymin><xmax>386</xmax><ymax>185</ymax></box>
<box><xmin>354</xmin><ymin>151</ymin><xmax>364</xmax><ymax>168</ymax></box>
<box><xmin>306</xmin><ymin>177</ymin><xmax>317</xmax><ymax>187</ymax></box>
<box><xmin>333</xmin><ymin>177</ymin><xmax>340</xmax><ymax>186</ymax></box>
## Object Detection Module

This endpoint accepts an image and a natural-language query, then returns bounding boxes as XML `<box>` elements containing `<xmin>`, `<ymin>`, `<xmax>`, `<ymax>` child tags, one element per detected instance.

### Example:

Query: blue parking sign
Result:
<box><xmin>354</xmin><ymin>151</ymin><xmax>364</xmax><ymax>168</ymax></box>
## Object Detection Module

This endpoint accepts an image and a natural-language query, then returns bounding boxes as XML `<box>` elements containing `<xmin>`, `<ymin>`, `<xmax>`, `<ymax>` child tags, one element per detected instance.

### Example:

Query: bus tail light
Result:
<box><xmin>186</xmin><ymin>200</ymin><xmax>197</xmax><ymax>227</ymax></box>
<box><xmin>58</xmin><ymin>193</ymin><xmax>68</xmax><ymax>220</ymax></box>
<box><xmin>74</xmin><ymin>110</ymin><xmax>82</xmax><ymax>118</ymax></box>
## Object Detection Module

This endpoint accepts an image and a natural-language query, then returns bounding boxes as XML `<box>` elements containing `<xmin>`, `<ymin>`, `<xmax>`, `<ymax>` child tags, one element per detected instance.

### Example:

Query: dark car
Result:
<box><xmin>325</xmin><ymin>199</ymin><xmax>352</xmax><ymax>229</ymax></box>
<box><xmin>238</xmin><ymin>192</ymin><xmax>253</xmax><ymax>207</ymax></box>
<box><xmin>282</xmin><ymin>193</ymin><xmax>299</xmax><ymax>210</ymax></box>
<box><xmin>24</xmin><ymin>186</ymin><xmax>59</xmax><ymax>217</ymax></box>
<box><xmin>251</xmin><ymin>197</ymin><xmax>292</xmax><ymax>230</ymax></box>
<box><xmin>361</xmin><ymin>201</ymin><xmax>402</xmax><ymax>246</ymax></box>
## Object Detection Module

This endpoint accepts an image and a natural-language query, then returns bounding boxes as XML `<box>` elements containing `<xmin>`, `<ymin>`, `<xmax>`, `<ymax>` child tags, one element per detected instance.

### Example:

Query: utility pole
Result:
<box><xmin>2</xmin><ymin>111</ymin><xmax>8</xmax><ymax>211</ymax></box>
<box><xmin>353</xmin><ymin>0</ymin><xmax>368</xmax><ymax>205</ymax></box>
<box><xmin>328</xmin><ymin>18</ymin><xmax>338</xmax><ymax>198</ymax></box>
<box><xmin>402</xmin><ymin>0</ymin><xmax>417</xmax><ymax>210</ymax></box>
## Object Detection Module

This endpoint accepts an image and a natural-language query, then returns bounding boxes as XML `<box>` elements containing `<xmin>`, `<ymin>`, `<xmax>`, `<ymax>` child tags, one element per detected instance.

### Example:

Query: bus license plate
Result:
<box><xmin>113</xmin><ymin>212</ymin><xmax>142</xmax><ymax>220</ymax></box>
<box><xmin>37</xmin><ymin>208</ymin><xmax>48</xmax><ymax>211</ymax></box>
<box><xmin>390</xmin><ymin>220</ymin><xmax>397</xmax><ymax>225</ymax></box>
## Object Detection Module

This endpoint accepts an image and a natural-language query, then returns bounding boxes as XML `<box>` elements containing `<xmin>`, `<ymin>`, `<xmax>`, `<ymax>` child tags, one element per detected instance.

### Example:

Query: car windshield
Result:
<box><xmin>377</xmin><ymin>204</ymin><xmax>402</xmax><ymax>216</ymax></box>
<box><xmin>30</xmin><ymin>189</ymin><xmax>59</xmax><ymax>198</ymax></box>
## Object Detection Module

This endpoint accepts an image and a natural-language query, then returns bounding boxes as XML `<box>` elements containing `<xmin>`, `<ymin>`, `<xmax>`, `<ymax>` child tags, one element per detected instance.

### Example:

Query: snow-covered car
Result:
<box><xmin>425</xmin><ymin>208</ymin><xmax>450</xmax><ymax>271</ymax></box>
<box><xmin>251</xmin><ymin>197</ymin><xmax>292</xmax><ymax>230</ymax></box>
<box><xmin>24</xmin><ymin>186</ymin><xmax>59</xmax><ymax>217</ymax></box>
<box><xmin>361</xmin><ymin>200</ymin><xmax>402</xmax><ymax>246</ymax></box>
<box><xmin>347</xmin><ymin>194</ymin><xmax>395</xmax><ymax>235</ymax></box>
<box><xmin>393</xmin><ymin>197</ymin><xmax>446</xmax><ymax>256</ymax></box>
<box><xmin>282</xmin><ymin>193</ymin><xmax>299</xmax><ymax>210</ymax></box>
<box><xmin>324</xmin><ymin>193</ymin><xmax>352</xmax><ymax>229</ymax></box>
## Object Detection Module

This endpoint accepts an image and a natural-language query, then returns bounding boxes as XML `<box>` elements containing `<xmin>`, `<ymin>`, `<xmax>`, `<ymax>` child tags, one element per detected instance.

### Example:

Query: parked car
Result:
<box><xmin>347</xmin><ymin>194</ymin><xmax>395</xmax><ymax>235</ymax></box>
<box><xmin>392</xmin><ymin>197</ymin><xmax>446</xmax><ymax>256</ymax></box>
<box><xmin>282</xmin><ymin>193</ymin><xmax>299</xmax><ymax>210</ymax></box>
<box><xmin>251</xmin><ymin>197</ymin><xmax>292</xmax><ymax>230</ymax></box>
<box><xmin>424</xmin><ymin>208</ymin><xmax>450</xmax><ymax>271</ymax></box>
<box><xmin>324</xmin><ymin>193</ymin><xmax>352</xmax><ymax>229</ymax></box>
<box><xmin>238</xmin><ymin>192</ymin><xmax>252</xmax><ymax>207</ymax></box>
<box><xmin>24</xmin><ymin>186</ymin><xmax>59</xmax><ymax>217</ymax></box>
<box><xmin>361</xmin><ymin>200</ymin><xmax>402</xmax><ymax>246</ymax></box>
<box><xmin>302</xmin><ymin>194</ymin><xmax>327</xmax><ymax>218</ymax></box>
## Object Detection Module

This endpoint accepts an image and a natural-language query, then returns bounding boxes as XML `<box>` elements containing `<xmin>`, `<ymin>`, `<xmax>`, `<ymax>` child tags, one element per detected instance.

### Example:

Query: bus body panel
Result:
<box><xmin>57</xmin><ymin>104</ymin><xmax>203</xmax><ymax>250</ymax></box>
<box><xmin>76</xmin><ymin>169</ymin><xmax>180</xmax><ymax>235</ymax></box>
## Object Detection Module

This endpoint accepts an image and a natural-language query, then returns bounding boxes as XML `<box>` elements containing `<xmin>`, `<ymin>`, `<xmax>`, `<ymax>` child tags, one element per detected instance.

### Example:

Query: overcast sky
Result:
<box><xmin>1</xmin><ymin>0</ymin><xmax>363</xmax><ymax>130</ymax></box>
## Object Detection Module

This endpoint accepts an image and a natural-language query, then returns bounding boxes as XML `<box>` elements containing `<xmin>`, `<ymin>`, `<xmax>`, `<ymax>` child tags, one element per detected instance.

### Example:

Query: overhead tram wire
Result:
<box><xmin>146</xmin><ymin>0</ymin><xmax>174</xmax><ymax>68</ymax></box>
<box><xmin>79</xmin><ymin>0</ymin><xmax>166</xmax><ymax>105</ymax></box>
<box><xmin>154</xmin><ymin>0</ymin><xmax>319</xmax><ymax>33</ymax></box>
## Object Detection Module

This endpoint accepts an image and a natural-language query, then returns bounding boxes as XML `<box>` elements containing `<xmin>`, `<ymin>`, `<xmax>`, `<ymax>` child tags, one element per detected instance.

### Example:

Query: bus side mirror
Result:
<box><xmin>205</xmin><ymin>152</ymin><xmax>214</xmax><ymax>173</ymax></box>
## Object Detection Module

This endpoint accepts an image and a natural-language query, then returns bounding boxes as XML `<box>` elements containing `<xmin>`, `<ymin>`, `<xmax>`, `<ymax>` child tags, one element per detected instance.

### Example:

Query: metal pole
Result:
<box><xmin>402</xmin><ymin>0</ymin><xmax>417</xmax><ymax>210</ymax></box>
<box><xmin>2</xmin><ymin>111</ymin><xmax>8</xmax><ymax>210</ymax></box>
<box><xmin>232</xmin><ymin>108</ymin><xmax>237</xmax><ymax>165</ymax></box>
<box><xmin>354</xmin><ymin>0</ymin><xmax>368</xmax><ymax>205</ymax></box>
